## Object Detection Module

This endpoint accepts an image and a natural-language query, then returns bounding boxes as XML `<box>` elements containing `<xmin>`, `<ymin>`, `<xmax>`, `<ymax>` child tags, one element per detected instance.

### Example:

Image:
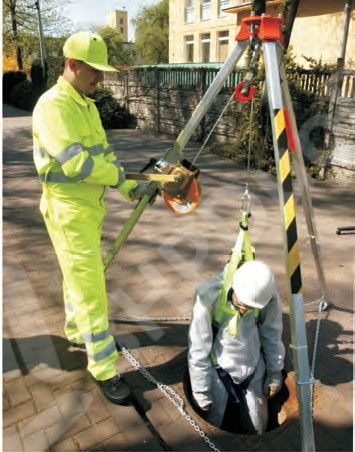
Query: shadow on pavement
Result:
<box><xmin>3</xmin><ymin>335</ymin><xmax>87</xmax><ymax>376</ymax></box>
<box><xmin>3</xmin><ymin>103</ymin><xmax>31</xmax><ymax>118</ymax></box>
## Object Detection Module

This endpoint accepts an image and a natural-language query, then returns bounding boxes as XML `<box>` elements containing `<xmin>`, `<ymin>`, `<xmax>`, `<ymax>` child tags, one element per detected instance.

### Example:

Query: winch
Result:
<box><xmin>125</xmin><ymin>158</ymin><xmax>201</xmax><ymax>215</ymax></box>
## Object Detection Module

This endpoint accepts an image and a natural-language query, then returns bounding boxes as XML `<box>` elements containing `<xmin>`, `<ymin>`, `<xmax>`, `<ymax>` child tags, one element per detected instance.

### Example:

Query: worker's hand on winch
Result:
<box><xmin>263</xmin><ymin>370</ymin><xmax>283</xmax><ymax>398</ymax></box>
<box><xmin>117</xmin><ymin>179</ymin><xmax>140</xmax><ymax>202</ymax></box>
<box><xmin>131</xmin><ymin>182</ymin><xmax>160</xmax><ymax>204</ymax></box>
<box><xmin>192</xmin><ymin>391</ymin><xmax>212</xmax><ymax>412</ymax></box>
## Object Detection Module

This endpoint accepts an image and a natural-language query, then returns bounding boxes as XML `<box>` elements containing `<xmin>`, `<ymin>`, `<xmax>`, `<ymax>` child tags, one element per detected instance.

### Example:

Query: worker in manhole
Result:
<box><xmin>32</xmin><ymin>32</ymin><xmax>141</xmax><ymax>405</ymax></box>
<box><xmin>188</xmin><ymin>260</ymin><xmax>285</xmax><ymax>434</ymax></box>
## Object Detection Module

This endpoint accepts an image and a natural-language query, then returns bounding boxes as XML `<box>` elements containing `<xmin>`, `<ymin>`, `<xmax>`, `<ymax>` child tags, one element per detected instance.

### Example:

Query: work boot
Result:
<box><xmin>97</xmin><ymin>375</ymin><xmax>131</xmax><ymax>405</ymax></box>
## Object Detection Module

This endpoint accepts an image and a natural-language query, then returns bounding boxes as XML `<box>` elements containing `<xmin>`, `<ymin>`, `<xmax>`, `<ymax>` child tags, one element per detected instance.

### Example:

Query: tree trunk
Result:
<box><xmin>9</xmin><ymin>1</ymin><xmax>23</xmax><ymax>70</ymax></box>
<box><xmin>282</xmin><ymin>0</ymin><xmax>300</xmax><ymax>50</ymax></box>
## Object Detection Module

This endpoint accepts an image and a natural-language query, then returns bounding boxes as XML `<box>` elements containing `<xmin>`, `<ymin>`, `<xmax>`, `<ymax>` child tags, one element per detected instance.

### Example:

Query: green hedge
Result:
<box><xmin>4</xmin><ymin>68</ymin><xmax>138</xmax><ymax>129</ymax></box>
<box><xmin>3</xmin><ymin>71</ymin><xmax>27</xmax><ymax>103</ymax></box>
<box><xmin>92</xmin><ymin>87</ymin><xmax>137</xmax><ymax>129</ymax></box>
<box><xmin>30</xmin><ymin>60</ymin><xmax>47</xmax><ymax>87</ymax></box>
<box><xmin>9</xmin><ymin>80</ymin><xmax>45</xmax><ymax>111</ymax></box>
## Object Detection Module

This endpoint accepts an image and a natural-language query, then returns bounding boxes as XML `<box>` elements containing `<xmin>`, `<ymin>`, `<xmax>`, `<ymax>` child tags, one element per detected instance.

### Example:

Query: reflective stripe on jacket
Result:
<box><xmin>32</xmin><ymin>76</ymin><xmax>124</xmax><ymax>193</ymax></box>
<box><xmin>188</xmin><ymin>271</ymin><xmax>285</xmax><ymax>395</ymax></box>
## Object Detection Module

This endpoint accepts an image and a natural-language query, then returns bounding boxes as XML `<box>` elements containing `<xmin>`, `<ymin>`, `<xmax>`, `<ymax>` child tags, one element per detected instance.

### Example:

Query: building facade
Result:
<box><xmin>106</xmin><ymin>10</ymin><xmax>129</xmax><ymax>42</ymax></box>
<box><xmin>169</xmin><ymin>0</ymin><xmax>354</xmax><ymax>68</ymax></box>
<box><xmin>169</xmin><ymin>0</ymin><xmax>241</xmax><ymax>64</ymax></box>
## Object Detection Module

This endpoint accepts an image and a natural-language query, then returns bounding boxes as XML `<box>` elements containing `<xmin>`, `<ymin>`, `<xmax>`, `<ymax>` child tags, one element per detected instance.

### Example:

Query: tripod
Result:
<box><xmin>106</xmin><ymin>14</ymin><xmax>332</xmax><ymax>451</ymax></box>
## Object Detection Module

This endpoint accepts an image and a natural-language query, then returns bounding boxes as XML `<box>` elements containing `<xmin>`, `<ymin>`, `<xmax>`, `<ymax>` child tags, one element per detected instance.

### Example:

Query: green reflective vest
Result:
<box><xmin>32</xmin><ymin>76</ymin><xmax>124</xmax><ymax>194</ymax></box>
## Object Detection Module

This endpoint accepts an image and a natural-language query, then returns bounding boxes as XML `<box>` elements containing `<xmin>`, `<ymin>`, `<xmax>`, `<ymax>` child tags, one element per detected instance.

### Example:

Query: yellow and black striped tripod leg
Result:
<box><xmin>263</xmin><ymin>41</ymin><xmax>315</xmax><ymax>452</ymax></box>
<box><xmin>273</xmin><ymin>108</ymin><xmax>302</xmax><ymax>293</ymax></box>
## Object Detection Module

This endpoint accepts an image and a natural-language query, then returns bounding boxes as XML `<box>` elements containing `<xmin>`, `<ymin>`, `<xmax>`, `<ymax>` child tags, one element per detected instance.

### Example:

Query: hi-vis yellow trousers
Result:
<box><xmin>40</xmin><ymin>184</ymin><xmax>119</xmax><ymax>381</ymax></box>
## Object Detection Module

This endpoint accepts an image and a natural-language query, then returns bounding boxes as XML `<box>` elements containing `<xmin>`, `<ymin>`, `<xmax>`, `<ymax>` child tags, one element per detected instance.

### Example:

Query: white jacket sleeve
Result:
<box><xmin>258</xmin><ymin>292</ymin><xmax>285</xmax><ymax>372</ymax></box>
<box><xmin>188</xmin><ymin>272</ymin><xmax>223</xmax><ymax>394</ymax></box>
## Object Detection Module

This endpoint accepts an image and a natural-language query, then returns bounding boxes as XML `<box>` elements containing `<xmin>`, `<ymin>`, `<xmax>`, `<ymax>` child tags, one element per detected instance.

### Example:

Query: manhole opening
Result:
<box><xmin>183</xmin><ymin>369</ymin><xmax>294</xmax><ymax>435</ymax></box>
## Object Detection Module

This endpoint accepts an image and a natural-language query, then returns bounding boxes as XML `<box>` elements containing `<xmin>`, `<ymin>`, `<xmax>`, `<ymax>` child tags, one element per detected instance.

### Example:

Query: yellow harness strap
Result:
<box><xmin>213</xmin><ymin>210</ymin><xmax>255</xmax><ymax>330</ymax></box>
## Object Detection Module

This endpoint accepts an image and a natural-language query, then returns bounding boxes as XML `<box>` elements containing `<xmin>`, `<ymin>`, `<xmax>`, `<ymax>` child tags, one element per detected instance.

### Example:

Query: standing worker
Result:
<box><xmin>188</xmin><ymin>260</ymin><xmax>285</xmax><ymax>433</ymax></box>
<box><xmin>32</xmin><ymin>31</ymin><xmax>140</xmax><ymax>405</ymax></box>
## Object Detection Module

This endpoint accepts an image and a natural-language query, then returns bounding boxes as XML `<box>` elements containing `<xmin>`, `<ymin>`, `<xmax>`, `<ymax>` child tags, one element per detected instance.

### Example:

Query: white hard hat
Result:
<box><xmin>232</xmin><ymin>260</ymin><xmax>275</xmax><ymax>309</ymax></box>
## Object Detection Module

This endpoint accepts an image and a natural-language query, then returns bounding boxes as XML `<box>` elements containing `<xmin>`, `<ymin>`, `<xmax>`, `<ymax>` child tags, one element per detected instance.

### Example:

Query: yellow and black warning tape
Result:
<box><xmin>273</xmin><ymin>108</ymin><xmax>302</xmax><ymax>294</ymax></box>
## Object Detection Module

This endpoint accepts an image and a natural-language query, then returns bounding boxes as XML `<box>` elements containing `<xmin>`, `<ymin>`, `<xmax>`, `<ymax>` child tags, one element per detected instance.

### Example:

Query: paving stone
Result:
<box><xmin>147</xmin><ymin>393</ymin><xmax>181</xmax><ymax>426</ymax></box>
<box><xmin>70</xmin><ymin>376</ymin><xmax>96</xmax><ymax>392</ymax></box>
<box><xmin>85</xmin><ymin>391</ymin><xmax>110</xmax><ymax>424</ymax></box>
<box><xmin>18</xmin><ymin>404</ymin><xmax>63</xmax><ymax>436</ymax></box>
<box><xmin>5</xmin><ymin>376</ymin><xmax>32</xmax><ymax>407</ymax></box>
<box><xmin>24</xmin><ymin>367</ymin><xmax>76</xmax><ymax>389</ymax></box>
<box><xmin>4</xmin><ymin>400</ymin><xmax>36</xmax><ymax>428</ymax></box>
<box><xmin>40</xmin><ymin>305</ymin><xmax>65</xmax><ymax>318</ymax></box>
<box><xmin>45</xmin><ymin>311</ymin><xmax>66</xmax><ymax>324</ymax></box>
<box><xmin>104</xmin><ymin>401</ymin><xmax>163</xmax><ymax>451</ymax></box>
<box><xmin>22</xmin><ymin>430</ymin><xmax>49</xmax><ymax>452</ymax></box>
<box><xmin>27</xmin><ymin>381</ymin><xmax>56</xmax><ymax>412</ymax></box>
<box><xmin>25</xmin><ymin>368</ymin><xmax>61</xmax><ymax>385</ymax></box>
<box><xmin>3</xmin><ymin>368</ymin><xmax>23</xmax><ymax>383</ymax></box>
<box><xmin>71</xmin><ymin>418</ymin><xmax>119</xmax><ymax>450</ymax></box>
<box><xmin>45</xmin><ymin>413</ymin><xmax>91</xmax><ymax>444</ymax></box>
<box><xmin>98</xmin><ymin>432</ymin><xmax>129</xmax><ymax>451</ymax></box>
<box><xmin>157</xmin><ymin>421</ymin><xmax>212</xmax><ymax>451</ymax></box>
<box><xmin>3</xmin><ymin>426</ymin><xmax>24</xmax><ymax>452</ymax></box>
<box><xmin>3</xmin><ymin>388</ymin><xmax>11</xmax><ymax>410</ymax></box>
<box><xmin>4</xmin><ymin>301</ymin><xmax>47</xmax><ymax>317</ymax></box>
<box><xmin>46</xmin><ymin>437</ymin><xmax>78</xmax><ymax>451</ymax></box>
<box><xmin>56</xmin><ymin>389</ymin><xmax>94</xmax><ymax>420</ymax></box>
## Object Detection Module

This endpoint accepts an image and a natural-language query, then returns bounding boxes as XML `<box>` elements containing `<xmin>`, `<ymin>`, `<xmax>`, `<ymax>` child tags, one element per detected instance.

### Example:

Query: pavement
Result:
<box><xmin>3</xmin><ymin>103</ymin><xmax>354</xmax><ymax>452</ymax></box>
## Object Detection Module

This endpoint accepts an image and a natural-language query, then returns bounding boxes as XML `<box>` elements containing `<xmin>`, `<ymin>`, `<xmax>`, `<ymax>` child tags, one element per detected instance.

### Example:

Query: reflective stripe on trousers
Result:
<box><xmin>40</xmin><ymin>192</ymin><xmax>118</xmax><ymax>380</ymax></box>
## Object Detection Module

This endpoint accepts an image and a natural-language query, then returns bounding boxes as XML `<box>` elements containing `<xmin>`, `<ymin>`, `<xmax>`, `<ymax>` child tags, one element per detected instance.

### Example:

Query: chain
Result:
<box><xmin>113</xmin><ymin>314</ymin><xmax>191</xmax><ymax>323</ymax></box>
<box><xmin>120</xmin><ymin>343</ymin><xmax>221</xmax><ymax>452</ymax></box>
<box><xmin>309</xmin><ymin>297</ymin><xmax>327</xmax><ymax>413</ymax></box>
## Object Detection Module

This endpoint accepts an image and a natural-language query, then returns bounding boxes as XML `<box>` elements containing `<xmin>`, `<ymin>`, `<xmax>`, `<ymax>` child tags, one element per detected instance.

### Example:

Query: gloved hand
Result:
<box><xmin>129</xmin><ymin>182</ymin><xmax>150</xmax><ymax>201</ymax></box>
<box><xmin>192</xmin><ymin>391</ymin><xmax>212</xmax><ymax>412</ymax></box>
<box><xmin>131</xmin><ymin>181</ymin><xmax>161</xmax><ymax>205</ymax></box>
<box><xmin>118</xmin><ymin>179</ymin><xmax>139</xmax><ymax>202</ymax></box>
<box><xmin>263</xmin><ymin>370</ymin><xmax>283</xmax><ymax>398</ymax></box>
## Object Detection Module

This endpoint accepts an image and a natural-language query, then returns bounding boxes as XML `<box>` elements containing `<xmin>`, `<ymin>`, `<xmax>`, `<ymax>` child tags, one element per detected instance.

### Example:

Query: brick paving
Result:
<box><xmin>3</xmin><ymin>104</ymin><xmax>353</xmax><ymax>451</ymax></box>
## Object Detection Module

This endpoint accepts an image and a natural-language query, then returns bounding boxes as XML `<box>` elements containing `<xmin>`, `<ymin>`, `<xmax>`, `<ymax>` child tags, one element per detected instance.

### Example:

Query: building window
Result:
<box><xmin>218</xmin><ymin>30</ymin><xmax>229</xmax><ymax>62</ymax></box>
<box><xmin>120</xmin><ymin>18</ymin><xmax>123</xmax><ymax>24</ymax></box>
<box><xmin>184</xmin><ymin>35</ymin><xmax>194</xmax><ymax>63</ymax></box>
<box><xmin>201</xmin><ymin>0</ymin><xmax>211</xmax><ymax>21</ymax></box>
<box><xmin>200</xmin><ymin>33</ymin><xmax>211</xmax><ymax>63</ymax></box>
<box><xmin>120</xmin><ymin>27</ymin><xmax>124</xmax><ymax>34</ymax></box>
<box><xmin>185</xmin><ymin>0</ymin><xmax>195</xmax><ymax>23</ymax></box>
<box><xmin>218</xmin><ymin>0</ymin><xmax>230</xmax><ymax>17</ymax></box>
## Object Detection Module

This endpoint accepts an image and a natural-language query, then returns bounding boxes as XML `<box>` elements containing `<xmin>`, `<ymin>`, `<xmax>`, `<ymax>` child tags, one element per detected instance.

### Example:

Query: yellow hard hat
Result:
<box><xmin>63</xmin><ymin>31</ymin><xmax>118</xmax><ymax>72</ymax></box>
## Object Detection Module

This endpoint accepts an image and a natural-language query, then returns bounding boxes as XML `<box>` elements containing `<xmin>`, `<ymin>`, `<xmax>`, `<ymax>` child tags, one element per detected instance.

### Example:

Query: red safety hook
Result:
<box><xmin>233</xmin><ymin>81</ymin><xmax>256</xmax><ymax>103</ymax></box>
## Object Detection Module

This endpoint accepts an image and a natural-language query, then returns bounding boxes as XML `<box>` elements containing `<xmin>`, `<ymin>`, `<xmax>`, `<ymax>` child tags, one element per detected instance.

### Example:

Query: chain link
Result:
<box><xmin>114</xmin><ymin>315</ymin><xmax>191</xmax><ymax>323</ymax></box>
<box><xmin>120</xmin><ymin>344</ymin><xmax>221</xmax><ymax>452</ymax></box>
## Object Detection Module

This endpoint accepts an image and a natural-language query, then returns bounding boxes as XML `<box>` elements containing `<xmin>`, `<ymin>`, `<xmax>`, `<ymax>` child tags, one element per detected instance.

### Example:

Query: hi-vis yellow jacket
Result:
<box><xmin>32</xmin><ymin>76</ymin><xmax>125</xmax><ymax>194</ymax></box>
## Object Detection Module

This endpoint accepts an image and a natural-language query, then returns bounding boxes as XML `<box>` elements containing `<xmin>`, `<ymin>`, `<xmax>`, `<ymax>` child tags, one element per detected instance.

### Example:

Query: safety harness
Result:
<box><xmin>209</xmin><ymin>202</ymin><xmax>260</xmax><ymax>412</ymax></box>
<box><xmin>212</xmin><ymin>208</ymin><xmax>257</xmax><ymax>339</ymax></box>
